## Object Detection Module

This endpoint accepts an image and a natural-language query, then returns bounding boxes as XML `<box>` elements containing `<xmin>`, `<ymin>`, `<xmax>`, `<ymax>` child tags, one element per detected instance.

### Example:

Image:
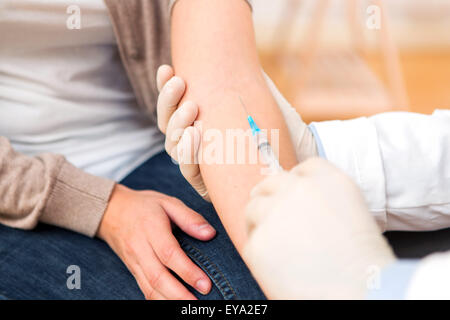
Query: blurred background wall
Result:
<box><xmin>251</xmin><ymin>0</ymin><xmax>450</xmax><ymax>122</ymax></box>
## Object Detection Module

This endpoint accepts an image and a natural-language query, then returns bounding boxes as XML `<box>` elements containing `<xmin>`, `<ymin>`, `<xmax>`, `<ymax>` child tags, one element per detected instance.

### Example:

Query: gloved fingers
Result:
<box><xmin>245</xmin><ymin>193</ymin><xmax>275</xmax><ymax>236</ymax></box>
<box><xmin>184</xmin><ymin>170</ymin><xmax>210</xmax><ymax>202</ymax></box>
<box><xmin>165</xmin><ymin>101</ymin><xmax>199</xmax><ymax>161</ymax></box>
<box><xmin>249</xmin><ymin>171</ymin><xmax>291</xmax><ymax>199</ymax></box>
<box><xmin>246</xmin><ymin>171</ymin><xmax>299</xmax><ymax>235</ymax></box>
<box><xmin>290</xmin><ymin>158</ymin><xmax>339</xmax><ymax>178</ymax></box>
<box><xmin>157</xmin><ymin>76</ymin><xmax>186</xmax><ymax>134</ymax></box>
<box><xmin>178</xmin><ymin>127</ymin><xmax>210</xmax><ymax>202</ymax></box>
<box><xmin>177</xmin><ymin>126</ymin><xmax>201</xmax><ymax>166</ymax></box>
<box><xmin>157</xmin><ymin>65</ymin><xmax>174</xmax><ymax>92</ymax></box>
<box><xmin>262</xmin><ymin>70</ymin><xmax>293</xmax><ymax>111</ymax></box>
<box><xmin>250</xmin><ymin>160</ymin><xmax>332</xmax><ymax>201</ymax></box>
<box><xmin>262</xmin><ymin>71</ymin><xmax>312</xmax><ymax>162</ymax></box>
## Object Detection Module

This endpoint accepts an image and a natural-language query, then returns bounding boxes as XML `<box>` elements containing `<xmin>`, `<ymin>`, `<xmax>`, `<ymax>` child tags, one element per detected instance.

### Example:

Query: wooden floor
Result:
<box><xmin>260</xmin><ymin>50</ymin><xmax>450</xmax><ymax>119</ymax></box>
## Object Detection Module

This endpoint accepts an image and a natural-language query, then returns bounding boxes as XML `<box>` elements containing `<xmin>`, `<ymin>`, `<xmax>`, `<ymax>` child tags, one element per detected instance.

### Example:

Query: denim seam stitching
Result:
<box><xmin>182</xmin><ymin>241</ymin><xmax>236</xmax><ymax>299</ymax></box>
<box><xmin>180</xmin><ymin>239</ymin><xmax>238</xmax><ymax>299</ymax></box>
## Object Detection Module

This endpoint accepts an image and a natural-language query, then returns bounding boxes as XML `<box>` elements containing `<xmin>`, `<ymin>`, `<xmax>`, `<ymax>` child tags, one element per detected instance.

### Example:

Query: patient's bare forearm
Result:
<box><xmin>171</xmin><ymin>0</ymin><xmax>297</xmax><ymax>251</ymax></box>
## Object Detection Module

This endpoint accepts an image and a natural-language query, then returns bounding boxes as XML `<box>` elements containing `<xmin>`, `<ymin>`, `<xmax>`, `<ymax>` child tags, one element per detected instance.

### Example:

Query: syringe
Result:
<box><xmin>238</xmin><ymin>96</ymin><xmax>283</xmax><ymax>174</ymax></box>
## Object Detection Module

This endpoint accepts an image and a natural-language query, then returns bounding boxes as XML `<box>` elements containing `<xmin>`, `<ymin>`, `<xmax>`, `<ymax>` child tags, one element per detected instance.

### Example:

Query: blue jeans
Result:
<box><xmin>0</xmin><ymin>152</ymin><xmax>265</xmax><ymax>300</ymax></box>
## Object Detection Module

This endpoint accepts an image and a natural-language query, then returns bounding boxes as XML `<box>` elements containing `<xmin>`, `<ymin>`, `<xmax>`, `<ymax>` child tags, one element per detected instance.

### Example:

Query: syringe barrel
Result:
<box><xmin>254</xmin><ymin>131</ymin><xmax>283</xmax><ymax>174</ymax></box>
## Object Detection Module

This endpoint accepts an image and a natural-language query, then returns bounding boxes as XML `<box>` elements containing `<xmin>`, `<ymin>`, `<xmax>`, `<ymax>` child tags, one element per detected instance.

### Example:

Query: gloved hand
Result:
<box><xmin>156</xmin><ymin>65</ymin><xmax>209</xmax><ymax>201</ymax></box>
<box><xmin>156</xmin><ymin>65</ymin><xmax>317</xmax><ymax>201</ymax></box>
<box><xmin>244</xmin><ymin>158</ymin><xmax>396</xmax><ymax>300</ymax></box>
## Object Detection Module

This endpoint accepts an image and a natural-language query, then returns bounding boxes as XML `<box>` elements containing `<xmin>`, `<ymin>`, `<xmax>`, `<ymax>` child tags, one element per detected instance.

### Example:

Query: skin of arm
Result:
<box><xmin>171</xmin><ymin>0</ymin><xmax>298</xmax><ymax>251</ymax></box>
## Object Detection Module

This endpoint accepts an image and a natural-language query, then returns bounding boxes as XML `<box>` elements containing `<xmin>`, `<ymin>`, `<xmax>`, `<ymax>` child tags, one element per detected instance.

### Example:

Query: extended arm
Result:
<box><xmin>171</xmin><ymin>0</ymin><xmax>298</xmax><ymax>250</ymax></box>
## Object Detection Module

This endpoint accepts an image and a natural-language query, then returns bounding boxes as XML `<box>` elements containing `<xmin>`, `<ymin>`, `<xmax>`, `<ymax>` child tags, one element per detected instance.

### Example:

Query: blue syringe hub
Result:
<box><xmin>247</xmin><ymin>115</ymin><xmax>261</xmax><ymax>135</ymax></box>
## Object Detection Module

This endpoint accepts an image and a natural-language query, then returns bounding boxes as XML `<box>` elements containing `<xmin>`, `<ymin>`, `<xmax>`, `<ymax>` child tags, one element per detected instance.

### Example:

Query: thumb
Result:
<box><xmin>262</xmin><ymin>71</ymin><xmax>314</xmax><ymax>162</ymax></box>
<box><xmin>178</xmin><ymin>126</ymin><xmax>211</xmax><ymax>202</ymax></box>
<box><xmin>162</xmin><ymin>197</ymin><xmax>216</xmax><ymax>241</ymax></box>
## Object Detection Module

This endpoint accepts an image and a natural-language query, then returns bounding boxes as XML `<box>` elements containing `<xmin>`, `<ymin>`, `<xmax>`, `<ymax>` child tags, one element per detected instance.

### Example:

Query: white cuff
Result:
<box><xmin>311</xmin><ymin>118</ymin><xmax>387</xmax><ymax>231</ymax></box>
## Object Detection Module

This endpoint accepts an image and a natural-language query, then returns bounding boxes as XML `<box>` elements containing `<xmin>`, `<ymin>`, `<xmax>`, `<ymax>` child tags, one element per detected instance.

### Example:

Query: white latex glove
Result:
<box><xmin>156</xmin><ymin>65</ymin><xmax>317</xmax><ymax>201</ymax></box>
<box><xmin>261</xmin><ymin>72</ymin><xmax>318</xmax><ymax>162</ymax></box>
<box><xmin>244</xmin><ymin>158</ymin><xmax>396</xmax><ymax>300</ymax></box>
<box><xmin>156</xmin><ymin>65</ymin><xmax>209</xmax><ymax>201</ymax></box>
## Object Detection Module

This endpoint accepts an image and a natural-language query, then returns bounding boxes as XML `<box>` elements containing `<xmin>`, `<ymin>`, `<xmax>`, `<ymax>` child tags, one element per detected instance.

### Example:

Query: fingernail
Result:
<box><xmin>196</xmin><ymin>279</ymin><xmax>210</xmax><ymax>295</ymax></box>
<box><xmin>197</xmin><ymin>224</ymin><xmax>216</xmax><ymax>236</ymax></box>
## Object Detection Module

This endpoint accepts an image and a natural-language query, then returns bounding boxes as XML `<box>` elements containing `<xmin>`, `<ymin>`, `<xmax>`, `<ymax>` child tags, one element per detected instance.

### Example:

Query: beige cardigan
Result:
<box><xmin>0</xmin><ymin>0</ymin><xmax>174</xmax><ymax>237</ymax></box>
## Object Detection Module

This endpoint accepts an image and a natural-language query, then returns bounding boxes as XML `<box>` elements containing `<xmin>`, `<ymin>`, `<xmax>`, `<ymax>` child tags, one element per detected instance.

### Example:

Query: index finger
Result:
<box><xmin>249</xmin><ymin>171</ymin><xmax>291</xmax><ymax>199</ymax></box>
<box><xmin>140</xmin><ymin>243</ymin><xmax>198</xmax><ymax>300</ymax></box>
<box><xmin>149</xmin><ymin>227</ymin><xmax>212</xmax><ymax>296</ymax></box>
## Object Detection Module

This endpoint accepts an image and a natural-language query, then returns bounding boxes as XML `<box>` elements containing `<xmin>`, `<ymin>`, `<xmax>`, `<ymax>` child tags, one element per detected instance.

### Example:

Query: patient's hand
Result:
<box><xmin>98</xmin><ymin>184</ymin><xmax>215</xmax><ymax>300</ymax></box>
<box><xmin>156</xmin><ymin>65</ymin><xmax>318</xmax><ymax>202</ymax></box>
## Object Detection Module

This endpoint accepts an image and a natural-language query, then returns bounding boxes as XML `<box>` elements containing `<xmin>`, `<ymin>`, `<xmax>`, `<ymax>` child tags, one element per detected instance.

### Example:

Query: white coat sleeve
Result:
<box><xmin>310</xmin><ymin>110</ymin><xmax>450</xmax><ymax>232</ymax></box>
